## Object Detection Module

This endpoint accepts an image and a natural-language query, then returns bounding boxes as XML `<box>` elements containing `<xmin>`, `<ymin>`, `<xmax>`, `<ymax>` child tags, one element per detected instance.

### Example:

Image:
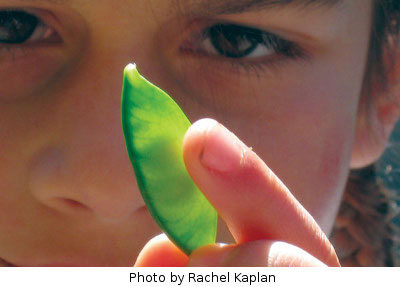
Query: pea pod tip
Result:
<box><xmin>125</xmin><ymin>62</ymin><xmax>136</xmax><ymax>71</ymax></box>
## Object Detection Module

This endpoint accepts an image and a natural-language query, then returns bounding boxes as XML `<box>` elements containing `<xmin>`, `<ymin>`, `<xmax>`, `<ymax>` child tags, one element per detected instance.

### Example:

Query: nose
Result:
<box><xmin>28</xmin><ymin>131</ymin><xmax>143</xmax><ymax>220</ymax></box>
<box><xmin>28</xmin><ymin>67</ymin><xmax>143</xmax><ymax>222</ymax></box>
<box><xmin>28</xmin><ymin>144</ymin><xmax>141</xmax><ymax>221</ymax></box>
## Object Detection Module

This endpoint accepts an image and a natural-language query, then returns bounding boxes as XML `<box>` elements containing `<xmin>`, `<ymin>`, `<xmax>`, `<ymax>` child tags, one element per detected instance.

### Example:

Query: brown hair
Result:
<box><xmin>330</xmin><ymin>0</ymin><xmax>400</xmax><ymax>266</ymax></box>
<box><xmin>331</xmin><ymin>166</ymin><xmax>400</xmax><ymax>266</ymax></box>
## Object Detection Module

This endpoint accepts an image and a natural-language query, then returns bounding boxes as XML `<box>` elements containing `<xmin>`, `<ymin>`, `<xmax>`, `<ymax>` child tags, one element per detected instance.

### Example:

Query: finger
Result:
<box><xmin>134</xmin><ymin>234</ymin><xmax>189</xmax><ymax>267</ymax></box>
<box><xmin>183</xmin><ymin>119</ymin><xmax>339</xmax><ymax>266</ymax></box>
<box><xmin>188</xmin><ymin>240</ymin><xmax>326</xmax><ymax>267</ymax></box>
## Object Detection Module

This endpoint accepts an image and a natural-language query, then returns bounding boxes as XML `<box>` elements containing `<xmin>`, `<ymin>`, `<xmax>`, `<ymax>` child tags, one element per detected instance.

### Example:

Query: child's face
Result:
<box><xmin>0</xmin><ymin>0</ymin><xmax>374</xmax><ymax>266</ymax></box>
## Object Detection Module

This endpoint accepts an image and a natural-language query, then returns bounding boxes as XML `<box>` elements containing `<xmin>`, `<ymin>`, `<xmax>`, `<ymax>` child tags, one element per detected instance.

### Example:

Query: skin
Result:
<box><xmin>0</xmin><ymin>0</ymin><xmax>399</xmax><ymax>266</ymax></box>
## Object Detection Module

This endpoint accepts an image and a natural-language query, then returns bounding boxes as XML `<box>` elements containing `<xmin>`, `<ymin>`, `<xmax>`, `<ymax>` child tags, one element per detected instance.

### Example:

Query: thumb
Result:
<box><xmin>134</xmin><ymin>234</ymin><xmax>189</xmax><ymax>267</ymax></box>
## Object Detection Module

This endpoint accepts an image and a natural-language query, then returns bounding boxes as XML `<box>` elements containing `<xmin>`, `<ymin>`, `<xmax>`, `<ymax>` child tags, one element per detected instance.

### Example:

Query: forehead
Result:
<box><xmin>180</xmin><ymin>0</ymin><xmax>343</xmax><ymax>14</ymax></box>
<box><xmin>153</xmin><ymin>1</ymin><xmax>346</xmax><ymax>21</ymax></box>
<box><xmin>6</xmin><ymin>0</ymin><xmax>368</xmax><ymax>34</ymax></box>
<box><xmin>12</xmin><ymin>0</ymin><xmax>344</xmax><ymax>12</ymax></box>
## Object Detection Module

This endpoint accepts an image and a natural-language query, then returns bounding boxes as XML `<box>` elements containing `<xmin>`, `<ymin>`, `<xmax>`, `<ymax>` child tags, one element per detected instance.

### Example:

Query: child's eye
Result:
<box><xmin>0</xmin><ymin>10</ymin><xmax>38</xmax><ymax>43</ymax></box>
<box><xmin>182</xmin><ymin>23</ymin><xmax>303</xmax><ymax>61</ymax></box>
<box><xmin>0</xmin><ymin>9</ymin><xmax>58</xmax><ymax>45</ymax></box>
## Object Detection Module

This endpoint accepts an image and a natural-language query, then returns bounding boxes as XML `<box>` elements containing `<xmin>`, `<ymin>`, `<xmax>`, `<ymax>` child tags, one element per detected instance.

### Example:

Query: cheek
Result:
<box><xmin>255</xmin><ymin>79</ymin><xmax>359</xmax><ymax>232</ymax></box>
<box><xmin>317</xmin><ymin>125</ymin><xmax>353</xmax><ymax>192</ymax></box>
<box><xmin>309</xmin><ymin>121</ymin><xmax>356</xmax><ymax>233</ymax></box>
<box><xmin>0</xmin><ymin>54</ymin><xmax>61</xmax><ymax>101</ymax></box>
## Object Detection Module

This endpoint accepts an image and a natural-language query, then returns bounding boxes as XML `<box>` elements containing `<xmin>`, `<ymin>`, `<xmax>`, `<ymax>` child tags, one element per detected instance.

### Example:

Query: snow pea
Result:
<box><xmin>121</xmin><ymin>64</ymin><xmax>217</xmax><ymax>255</ymax></box>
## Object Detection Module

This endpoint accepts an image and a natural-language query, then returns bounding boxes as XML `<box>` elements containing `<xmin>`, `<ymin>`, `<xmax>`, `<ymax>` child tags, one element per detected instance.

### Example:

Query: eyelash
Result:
<box><xmin>180</xmin><ymin>22</ymin><xmax>309</xmax><ymax>74</ymax></box>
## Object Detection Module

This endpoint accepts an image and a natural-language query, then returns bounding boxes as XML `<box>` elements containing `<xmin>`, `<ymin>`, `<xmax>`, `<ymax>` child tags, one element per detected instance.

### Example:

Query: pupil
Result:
<box><xmin>209</xmin><ymin>24</ymin><xmax>262</xmax><ymax>58</ymax></box>
<box><xmin>0</xmin><ymin>10</ymin><xmax>38</xmax><ymax>44</ymax></box>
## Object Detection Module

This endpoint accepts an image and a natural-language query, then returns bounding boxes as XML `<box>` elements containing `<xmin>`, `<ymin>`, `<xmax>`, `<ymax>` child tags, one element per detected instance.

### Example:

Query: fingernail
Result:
<box><xmin>200</xmin><ymin>122</ymin><xmax>246</xmax><ymax>172</ymax></box>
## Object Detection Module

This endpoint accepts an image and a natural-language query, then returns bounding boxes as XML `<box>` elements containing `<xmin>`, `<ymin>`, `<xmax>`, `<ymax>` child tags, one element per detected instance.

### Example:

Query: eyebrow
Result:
<box><xmin>178</xmin><ymin>0</ymin><xmax>343</xmax><ymax>16</ymax></box>
<box><xmin>13</xmin><ymin>0</ymin><xmax>64</xmax><ymax>5</ymax></box>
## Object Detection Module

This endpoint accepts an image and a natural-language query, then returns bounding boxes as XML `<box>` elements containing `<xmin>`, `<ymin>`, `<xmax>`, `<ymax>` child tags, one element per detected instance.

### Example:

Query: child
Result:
<box><xmin>0</xmin><ymin>0</ymin><xmax>399</xmax><ymax>266</ymax></box>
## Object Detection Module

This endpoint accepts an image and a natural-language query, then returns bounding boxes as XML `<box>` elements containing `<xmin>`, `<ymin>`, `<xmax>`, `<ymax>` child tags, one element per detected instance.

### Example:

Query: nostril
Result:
<box><xmin>58</xmin><ymin>198</ymin><xmax>88</xmax><ymax>210</ymax></box>
<box><xmin>48</xmin><ymin>197</ymin><xmax>91</xmax><ymax>214</ymax></box>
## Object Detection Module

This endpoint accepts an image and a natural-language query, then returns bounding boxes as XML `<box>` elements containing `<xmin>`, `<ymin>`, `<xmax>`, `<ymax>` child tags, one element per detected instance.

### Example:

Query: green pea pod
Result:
<box><xmin>121</xmin><ymin>63</ymin><xmax>217</xmax><ymax>255</ymax></box>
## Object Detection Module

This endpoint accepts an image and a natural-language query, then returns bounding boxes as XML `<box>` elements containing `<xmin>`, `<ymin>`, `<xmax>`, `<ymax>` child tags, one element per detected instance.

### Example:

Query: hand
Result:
<box><xmin>134</xmin><ymin>119</ymin><xmax>340</xmax><ymax>267</ymax></box>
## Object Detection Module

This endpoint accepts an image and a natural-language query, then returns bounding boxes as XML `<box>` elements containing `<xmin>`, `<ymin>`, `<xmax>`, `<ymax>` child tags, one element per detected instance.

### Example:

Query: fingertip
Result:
<box><xmin>184</xmin><ymin>118</ymin><xmax>249</xmax><ymax>175</ymax></box>
<box><xmin>183</xmin><ymin>118</ymin><xmax>217</xmax><ymax>159</ymax></box>
<box><xmin>188</xmin><ymin>118</ymin><xmax>218</xmax><ymax>136</ymax></box>
<box><xmin>134</xmin><ymin>234</ymin><xmax>189</xmax><ymax>267</ymax></box>
<box><xmin>183</xmin><ymin>118</ymin><xmax>219</xmax><ymax>181</ymax></box>
<box><xmin>188</xmin><ymin>244</ymin><xmax>235</xmax><ymax>267</ymax></box>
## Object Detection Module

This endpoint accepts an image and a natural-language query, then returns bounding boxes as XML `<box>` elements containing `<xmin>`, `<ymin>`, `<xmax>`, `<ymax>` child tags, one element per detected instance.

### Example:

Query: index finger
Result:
<box><xmin>183</xmin><ymin>119</ymin><xmax>340</xmax><ymax>266</ymax></box>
